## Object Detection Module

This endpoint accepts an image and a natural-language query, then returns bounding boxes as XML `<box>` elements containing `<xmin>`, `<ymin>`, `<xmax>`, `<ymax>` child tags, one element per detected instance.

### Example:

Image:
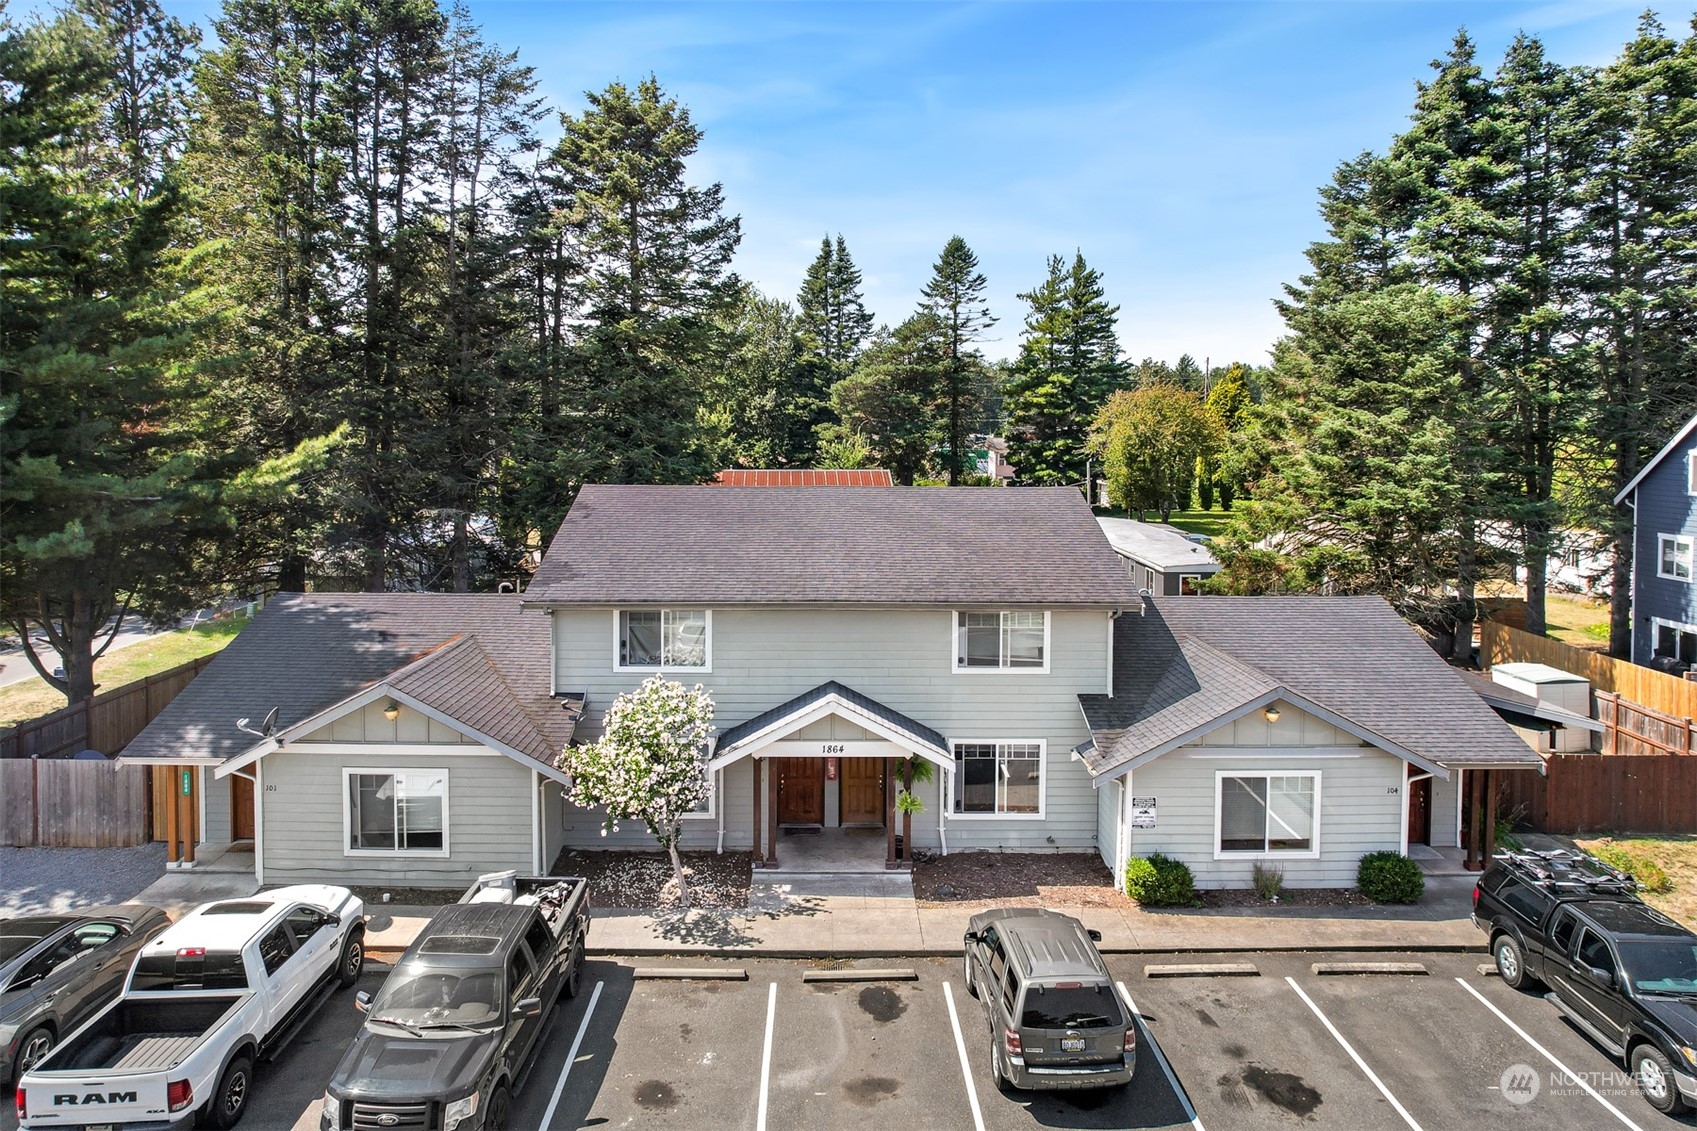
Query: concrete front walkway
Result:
<box><xmin>358</xmin><ymin>872</ymin><xmax>1484</xmax><ymax>960</ymax></box>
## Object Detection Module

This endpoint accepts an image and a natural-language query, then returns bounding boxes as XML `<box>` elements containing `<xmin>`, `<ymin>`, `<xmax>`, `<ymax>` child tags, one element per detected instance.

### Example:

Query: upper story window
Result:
<box><xmin>1687</xmin><ymin>451</ymin><xmax>1697</xmax><ymax>495</ymax></box>
<box><xmin>955</xmin><ymin>611</ymin><xmax>1048</xmax><ymax>672</ymax></box>
<box><xmin>617</xmin><ymin>609</ymin><xmax>710</xmax><ymax>670</ymax></box>
<box><xmin>1658</xmin><ymin>535</ymin><xmax>1693</xmax><ymax>582</ymax></box>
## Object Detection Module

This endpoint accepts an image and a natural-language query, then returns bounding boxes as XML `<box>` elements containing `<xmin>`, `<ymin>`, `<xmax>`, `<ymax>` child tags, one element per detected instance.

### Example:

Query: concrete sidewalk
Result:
<box><xmin>361</xmin><ymin>873</ymin><xmax>1484</xmax><ymax>959</ymax></box>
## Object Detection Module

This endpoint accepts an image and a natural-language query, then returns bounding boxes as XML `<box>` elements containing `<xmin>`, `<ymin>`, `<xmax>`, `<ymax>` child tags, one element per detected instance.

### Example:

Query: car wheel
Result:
<box><xmin>963</xmin><ymin>954</ymin><xmax>978</xmax><ymax>999</ymax></box>
<box><xmin>203</xmin><ymin>1055</ymin><xmax>252</xmax><ymax>1130</ymax></box>
<box><xmin>486</xmin><ymin>1083</ymin><xmax>512</xmax><ymax>1130</ymax></box>
<box><xmin>1493</xmin><ymin>935</ymin><xmax>1536</xmax><ymax>991</ymax></box>
<box><xmin>337</xmin><ymin>929</ymin><xmax>365</xmax><ymax>989</ymax></box>
<box><xmin>13</xmin><ymin>1025</ymin><xmax>53</xmax><ymax>1085</ymax></box>
<box><xmin>564</xmin><ymin>942</ymin><xmax>584</xmax><ymax>999</ymax></box>
<box><xmin>1633</xmin><ymin>1044</ymin><xmax>1692</xmax><ymax>1116</ymax></box>
<box><xmin>989</xmin><ymin>1033</ymin><xmax>1010</xmax><ymax>1092</ymax></box>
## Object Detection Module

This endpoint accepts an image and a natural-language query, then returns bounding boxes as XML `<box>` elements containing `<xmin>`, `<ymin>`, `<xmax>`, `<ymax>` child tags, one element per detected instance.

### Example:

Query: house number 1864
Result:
<box><xmin>820</xmin><ymin>743</ymin><xmax>846</xmax><ymax>755</ymax></box>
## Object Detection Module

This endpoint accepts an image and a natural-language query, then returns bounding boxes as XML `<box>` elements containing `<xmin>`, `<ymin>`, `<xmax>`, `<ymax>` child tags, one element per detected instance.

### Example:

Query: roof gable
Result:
<box><xmin>1615</xmin><ymin>410</ymin><xmax>1697</xmax><ymax>503</ymax></box>
<box><xmin>526</xmin><ymin>485</ymin><xmax>1138</xmax><ymax>606</ymax></box>
<box><xmin>1080</xmin><ymin>597</ymin><xmax>1542</xmax><ymax>774</ymax></box>
<box><xmin>121</xmin><ymin>594</ymin><xmax>572</xmax><ymax>775</ymax></box>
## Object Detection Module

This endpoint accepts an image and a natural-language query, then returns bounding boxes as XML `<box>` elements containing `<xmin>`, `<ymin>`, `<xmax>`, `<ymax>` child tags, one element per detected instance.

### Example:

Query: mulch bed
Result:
<box><xmin>550</xmin><ymin>848</ymin><xmax>754</xmax><ymax>910</ymax></box>
<box><xmin>912</xmin><ymin>851</ymin><xmax>1128</xmax><ymax>909</ymax></box>
<box><xmin>1195</xmin><ymin>887</ymin><xmax>1374</xmax><ymax>909</ymax></box>
<box><xmin>341</xmin><ymin>885</ymin><xmax>464</xmax><ymax>908</ymax></box>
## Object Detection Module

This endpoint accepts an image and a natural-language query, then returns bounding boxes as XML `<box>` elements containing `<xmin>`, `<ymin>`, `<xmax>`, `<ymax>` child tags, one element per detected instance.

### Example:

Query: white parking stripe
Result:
<box><xmin>942</xmin><ymin>981</ymin><xmax>989</xmax><ymax>1131</ymax></box>
<box><xmin>1284</xmin><ymin>976</ymin><xmax>1425</xmax><ymax>1131</ymax></box>
<box><xmin>756</xmin><ymin>981</ymin><xmax>777</xmax><ymax>1131</ymax></box>
<box><xmin>1116</xmin><ymin>981</ymin><xmax>1206</xmax><ymax>1131</ymax></box>
<box><xmin>1453</xmin><ymin>977</ymin><xmax>1647</xmax><ymax>1131</ymax></box>
<box><xmin>540</xmin><ymin>979</ymin><xmax>603</xmax><ymax>1131</ymax></box>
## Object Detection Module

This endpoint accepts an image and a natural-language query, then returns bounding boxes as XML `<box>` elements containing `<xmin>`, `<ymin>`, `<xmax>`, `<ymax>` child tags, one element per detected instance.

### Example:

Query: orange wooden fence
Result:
<box><xmin>1482</xmin><ymin>619</ymin><xmax>1697</xmax><ymax>719</ymax></box>
<box><xmin>0</xmin><ymin>655</ymin><xmax>215</xmax><ymax>760</ymax></box>
<box><xmin>1500</xmin><ymin>755</ymin><xmax>1697</xmax><ymax>834</ymax></box>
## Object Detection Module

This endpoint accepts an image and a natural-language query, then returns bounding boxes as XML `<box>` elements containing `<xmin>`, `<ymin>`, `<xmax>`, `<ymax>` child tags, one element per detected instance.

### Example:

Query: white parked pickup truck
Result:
<box><xmin>16</xmin><ymin>885</ymin><xmax>365</xmax><ymax>1131</ymax></box>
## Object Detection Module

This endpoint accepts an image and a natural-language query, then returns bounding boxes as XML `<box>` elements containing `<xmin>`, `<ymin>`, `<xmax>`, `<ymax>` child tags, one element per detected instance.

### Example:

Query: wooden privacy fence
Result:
<box><xmin>0</xmin><ymin>655</ymin><xmax>215</xmax><ymax>760</ymax></box>
<box><xmin>0</xmin><ymin>758</ymin><xmax>151</xmax><ymax>846</ymax></box>
<box><xmin>1500</xmin><ymin>755</ymin><xmax>1697</xmax><ymax>835</ymax></box>
<box><xmin>1596</xmin><ymin>690</ymin><xmax>1697</xmax><ymax>756</ymax></box>
<box><xmin>1482</xmin><ymin>619</ymin><xmax>1697</xmax><ymax>719</ymax></box>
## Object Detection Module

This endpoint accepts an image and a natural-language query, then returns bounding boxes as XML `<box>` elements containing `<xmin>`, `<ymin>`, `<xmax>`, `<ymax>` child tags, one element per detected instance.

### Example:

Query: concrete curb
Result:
<box><xmin>801</xmin><ymin>968</ymin><xmax>918</xmax><ymax>983</ymax></box>
<box><xmin>1145</xmin><ymin>962</ymin><xmax>1259</xmax><ymax>978</ymax></box>
<box><xmin>1311</xmin><ymin>961</ymin><xmax>1429</xmax><ymax>975</ymax></box>
<box><xmin>633</xmin><ymin>966</ymin><xmax>749</xmax><ymax>980</ymax></box>
<box><xmin>587</xmin><ymin>943</ymin><xmax>1485</xmax><ymax>960</ymax></box>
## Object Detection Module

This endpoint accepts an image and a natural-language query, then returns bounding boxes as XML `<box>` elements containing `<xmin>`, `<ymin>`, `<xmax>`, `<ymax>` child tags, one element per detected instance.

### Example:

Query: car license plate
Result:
<box><xmin>1061</xmin><ymin>1037</ymin><xmax>1086</xmax><ymax>1052</ymax></box>
<box><xmin>85</xmin><ymin>1125</ymin><xmax>115</xmax><ymax>1131</ymax></box>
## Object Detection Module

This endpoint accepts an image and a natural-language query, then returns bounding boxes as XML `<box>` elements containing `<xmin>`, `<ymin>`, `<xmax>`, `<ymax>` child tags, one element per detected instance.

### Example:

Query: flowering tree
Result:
<box><xmin>558</xmin><ymin>676</ymin><xmax>716</xmax><ymax>907</ymax></box>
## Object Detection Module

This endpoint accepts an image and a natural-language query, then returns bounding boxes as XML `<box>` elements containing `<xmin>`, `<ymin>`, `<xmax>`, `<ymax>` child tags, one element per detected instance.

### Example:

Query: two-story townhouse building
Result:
<box><xmin>120</xmin><ymin>484</ymin><xmax>1540</xmax><ymax>890</ymax></box>
<box><xmin>1614</xmin><ymin>411</ymin><xmax>1697</xmax><ymax>669</ymax></box>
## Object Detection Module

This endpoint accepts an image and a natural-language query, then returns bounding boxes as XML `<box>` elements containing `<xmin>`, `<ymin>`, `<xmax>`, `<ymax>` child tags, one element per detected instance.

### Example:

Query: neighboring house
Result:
<box><xmin>120</xmin><ymin>486</ymin><xmax>1540</xmax><ymax>890</ymax></box>
<box><xmin>713</xmin><ymin>469</ymin><xmax>894</xmax><ymax>486</ymax></box>
<box><xmin>1615</xmin><ymin>411</ymin><xmax>1697</xmax><ymax>670</ymax></box>
<box><xmin>1096</xmin><ymin>517</ymin><xmax>1221</xmax><ymax>596</ymax></box>
<box><xmin>974</xmin><ymin>436</ymin><xmax>1015</xmax><ymax>482</ymax></box>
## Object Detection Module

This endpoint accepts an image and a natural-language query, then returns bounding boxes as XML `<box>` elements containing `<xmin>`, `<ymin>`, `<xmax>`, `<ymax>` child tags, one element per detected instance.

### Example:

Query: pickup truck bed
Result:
<box><xmin>54</xmin><ymin>997</ymin><xmax>244</xmax><ymax>1072</ymax></box>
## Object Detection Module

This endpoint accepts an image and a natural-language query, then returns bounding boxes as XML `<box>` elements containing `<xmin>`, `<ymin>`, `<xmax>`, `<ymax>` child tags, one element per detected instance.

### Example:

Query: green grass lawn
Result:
<box><xmin>1542</xmin><ymin>590</ymin><xmax>1612</xmax><ymax>648</ymax></box>
<box><xmin>0</xmin><ymin>617</ymin><xmax>246</xmax><ymax>729</ymax></box>
<box><xmin>1568</xmin><ymin>834</ymin><xmax>1697</xmax><ymax>930</ymax></box>
<box><xmin>1147</xmin><ymin>508</ymin><xmax>1235</xmax><ymax>539</ymax></box>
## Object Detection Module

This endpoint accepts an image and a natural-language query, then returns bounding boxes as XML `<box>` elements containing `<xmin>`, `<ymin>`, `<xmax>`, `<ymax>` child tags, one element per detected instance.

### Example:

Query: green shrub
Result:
<box><xmin>1252</xmin><ymin>861</ymin><xmax>1285</xmax><ymax>901</ymax></box>
<box><xmin>1125</xmin><ymin>853</ymin><xmax>1197</xmax><ymax>907</ymax></box>
<box><xmin>1588</xmin><ymin>844</ymin><xmax>1674</xmax><ymax>894</ymax></box>
<box><xmin>1357</xmin><ymin>851</ymin><xmax>1424</xmax><ymax>904</ymax></box>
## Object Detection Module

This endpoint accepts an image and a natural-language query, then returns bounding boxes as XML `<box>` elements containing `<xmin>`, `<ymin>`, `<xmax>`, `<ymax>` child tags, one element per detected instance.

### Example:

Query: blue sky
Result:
<box><xmin>157</xmin><ymin>0</ymin><xmax>1661</xmax><ymax>365</ymax></box>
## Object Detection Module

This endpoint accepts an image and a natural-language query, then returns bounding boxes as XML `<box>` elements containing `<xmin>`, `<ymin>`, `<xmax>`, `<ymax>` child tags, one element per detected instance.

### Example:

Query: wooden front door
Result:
<box><xmin>840</xmin><ymin>758</ymin><xmax>886</xmax><ymax>827</ymax></box>
<box><xmin>231</xmin><ymin>774</ymin><xmax>255</xmax><ymax>841</ymax></box>
<box><xmin>776</xmin><ymin>759</ymin><xmax>824</xmax><ymax>825</ymax></box>
<box><xmin>1407</xmin><ymin>775</ymin><xmax>1431</xmax><ymax>846</ymax></box>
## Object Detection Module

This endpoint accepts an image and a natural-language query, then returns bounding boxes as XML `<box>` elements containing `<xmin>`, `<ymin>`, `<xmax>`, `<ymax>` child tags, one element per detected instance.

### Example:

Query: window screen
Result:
<box><xmin>348</xmin><ymin>771</ymin><xmax>446</xmax><ymax>852</ymax></box>
<box><xmin>953</xmin><ymin>743</ymin><xmax>1041</xmax><ymax>814</ymax></box>
<box><xmin>956</xmin><ymin>612</ymin><xmax>1045</xmax><ymax>669</ymax></box>
<box><xmin>619</xmin><ymin>610</ymin><xmax>707</xmax><ymax>668</ymax></box>
<box><xmin>1219</xmin><ymin>776</ymin><xmax>1315</xmax><ymax>853</ymax></box>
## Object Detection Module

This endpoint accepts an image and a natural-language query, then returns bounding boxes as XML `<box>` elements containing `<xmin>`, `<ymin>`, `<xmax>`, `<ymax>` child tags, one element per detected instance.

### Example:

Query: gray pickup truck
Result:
<box><xmin>321</xmin><ymin>872</ymin><xmax>590</xmax><ymax>1131</ymax></box>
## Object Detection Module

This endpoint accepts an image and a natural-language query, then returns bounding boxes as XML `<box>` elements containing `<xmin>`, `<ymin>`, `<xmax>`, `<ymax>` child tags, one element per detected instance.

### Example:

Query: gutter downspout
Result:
<box><xmin>716</xmin><ymin>768</ymin><xmax>725</xmax><ymax>854</ymax></box>
<box><xmin>253</xmin><ymin>761</ymin><xmax>265</xmax><ymax>885</ymax></box>
<box><xmin>531</xmin><ymin>768</ymin><xmax>543</xmax><ymax>875</ymax></box>
<box><xmin>1625</xmin><ymin>492</ymin><xmax>1638</xmax><ymax>663</ymax></box>
<box><xmin>939</xmin><ymin>766</ymin><xmax>948</xmax><ymax>856</ymax></box>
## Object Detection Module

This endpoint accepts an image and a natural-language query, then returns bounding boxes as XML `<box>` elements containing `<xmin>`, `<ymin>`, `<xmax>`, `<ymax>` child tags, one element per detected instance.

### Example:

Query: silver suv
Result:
<box><xmin>962</xmin><ymin>908</ymin><xmax>1136</xmax><ymax>1091</ymax></box>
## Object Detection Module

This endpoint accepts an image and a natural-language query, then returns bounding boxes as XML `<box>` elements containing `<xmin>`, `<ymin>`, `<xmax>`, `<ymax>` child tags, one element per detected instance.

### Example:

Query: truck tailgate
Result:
<box><xmin>21</xmin><ymin>1074</ymin><xmax>171</xmax><ymax>1126</ymax></box>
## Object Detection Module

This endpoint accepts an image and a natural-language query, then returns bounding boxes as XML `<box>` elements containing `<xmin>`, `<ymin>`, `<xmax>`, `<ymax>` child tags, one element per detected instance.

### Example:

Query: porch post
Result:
<box><xmin>165</xmin><ymin>765</ymin><xmax>180</xmax><ymax>865</ymax></box>
<box><xmin>885</xmin><ymin>758</ymin><xmax>898</xmax><ymax>869</ymax></box>
<box><xmin>751</xmin><ymin>759</ymin><xmax>763</xmax><ymax>867</ymax></box>
<box><xmin>1481</xmin><ymin>769</ymin><xmax>1497</xmax><ymax>864</ymax></box>
<box><xmin>1467</xmin><ymin>769</ymin><xmax>1484</xmax><ymax>870</ymax></box>
<box><xmin>765</xmin><ymin>756</ymin><xmax>778</xmax><ymax>868</ymax></box>
<box><xmin>899</xmin><ymin>759</ymin><xmax>913</xmax><ymax>870</ymax></box>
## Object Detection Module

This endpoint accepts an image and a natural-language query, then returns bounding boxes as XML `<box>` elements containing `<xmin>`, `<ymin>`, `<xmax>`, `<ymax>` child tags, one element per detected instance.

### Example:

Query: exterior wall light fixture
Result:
<box><xmin>1264</xmin><ymin>705</ymin><xmax>1281</xmax><ymax>724</ymax></box>
<box><xmin>382</xmin><ymin>699</ymin><xmax>401</xmax><ymax>722</ymax></box>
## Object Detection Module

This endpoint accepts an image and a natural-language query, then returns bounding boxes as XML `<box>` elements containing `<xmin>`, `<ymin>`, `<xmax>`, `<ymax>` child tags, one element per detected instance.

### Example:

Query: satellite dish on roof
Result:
<box><xmin>235</xmin><ymin>706</ymin><xmax>280</xmax><ymax>739</ymax></box>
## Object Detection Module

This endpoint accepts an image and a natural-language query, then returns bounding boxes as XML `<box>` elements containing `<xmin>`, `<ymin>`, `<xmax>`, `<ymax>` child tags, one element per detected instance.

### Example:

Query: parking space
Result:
<box><xmin>10</xmin><ymin>950</ymin><xmax>1693</xmax><ymax>1131</ymax></box>
<box><xmin>1119</xmin><ymin>951</ymin><xmax>1697</xmax><ymax>1131</ymax></box>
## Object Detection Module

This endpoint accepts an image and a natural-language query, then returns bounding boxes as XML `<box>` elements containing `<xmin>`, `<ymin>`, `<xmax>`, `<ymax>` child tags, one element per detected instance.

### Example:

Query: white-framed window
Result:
<box><xmin>1687</xmin><ymin>451</ymin><xmax>1697</xmax><ymax>495</ymax></box>
<box><xmin>1651</xmin><ymin>617</ymin><xmax>1697</xmax><ymax>665</ymax></box>
<box><xmin>951</xmin><ymin>740</ymin><xmax>1044</xmax><ymax>817</ymax></box>
<box><xmin>1178</xmin><ymin>574</ymin><xmax>1202</xmax><ymax>596</ymax></box>
<box><xmin>344</xmin><ymin>769</ymin><xmax>449</xmax><ymax>856</ymax></box>
<box><xmin>615</xmin><ymin>609</ymin><xmax>710</xmax><ymax>671</ymax></box>
<box><xmin>1141</xmin><ymin>567</ymin><xmax>1155</xmax><ymax>592</ymax></box>
<box><xmin>1658</xmin><ymin>535</ymin><xmax>1693</xmax><ymax>582</ymax></box>
<box><xmin>953</xmin><ymin>611</ymin><xmax>1049</xmax><ymax>673</ymax></box>
<box><xmin>1214</xmin><ymin>771</ymin><xmax>1319</xmax><ymax>858</ymax></box>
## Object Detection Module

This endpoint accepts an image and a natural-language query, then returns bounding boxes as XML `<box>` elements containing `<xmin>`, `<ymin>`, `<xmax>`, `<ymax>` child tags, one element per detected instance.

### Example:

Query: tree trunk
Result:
<box><xmin>277</xmin><ymin>553</ymin><xmax>309</xmax><ymax>593</ymax></box>
<box><xmin>666</xmin><ymin>836</ymin><xmax>690</xmax><ymax>910</ymax></box>
<box><xmin>1451</xmin><ymin>520</ymin><xmax>1476</xmax><ymax>664</ymax></box>
<box><xmin>451</xmin><ymin>511</ymin><xmax>470</xmax><ymax>594</ymax></box>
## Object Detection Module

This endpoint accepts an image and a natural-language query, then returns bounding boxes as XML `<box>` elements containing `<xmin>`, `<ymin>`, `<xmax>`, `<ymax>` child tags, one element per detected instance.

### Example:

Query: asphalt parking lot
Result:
<box><xmin>3</xmin><ymin>950</ymin><xmax>1693</xmax><ymax>1131</ymax></box>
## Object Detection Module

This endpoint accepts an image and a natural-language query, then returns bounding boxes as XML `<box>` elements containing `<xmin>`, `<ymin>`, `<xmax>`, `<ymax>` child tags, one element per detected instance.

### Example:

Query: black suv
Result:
<box><xmin>1473</xmin><ymin>849</ymin><xmax>1697</xmax><ymax>1115</ymax></box>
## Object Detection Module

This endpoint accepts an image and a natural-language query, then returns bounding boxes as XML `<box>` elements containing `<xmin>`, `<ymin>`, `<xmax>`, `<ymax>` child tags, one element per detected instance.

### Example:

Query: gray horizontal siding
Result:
<box><xmin>1124</xmin><ymin>747</ymin><xmax>1405</xmax><ymax>889</ymax></box>
<box><xmin>553</xmin><ymin>606</ymin><xmax>1112</xmax><ymax>853</ymax></box>
<box><xmin>300</xmin><ymin>701</ymin><xmax>480</xmax><ymax>745</ymax></box>
<box><xmin>260</xmin><ymin>747</ymin><xmax>533</xmax><ymax>888</ymax></box>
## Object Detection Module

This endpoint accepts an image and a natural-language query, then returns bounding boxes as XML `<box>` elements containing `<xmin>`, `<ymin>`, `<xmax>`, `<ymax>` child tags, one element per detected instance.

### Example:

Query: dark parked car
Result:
<box><xmin>962</xmin><ymin>907</ymin><xmax>1135</xmax><ymax>1092</ymax></box>
<box><xmin>322</xmin><ymin>873</ymin><xmax>589</xmax><ymax>1131</ymax></box>
<box><xmin>1473</xmin><ymin>849</ymin><xmax>1697</xmax><ymax>1115</ymax></box>
<box><xmin>0</xmin><ymin>904</ymin><xmax>171</xmax><ymax>1087</ymax></box>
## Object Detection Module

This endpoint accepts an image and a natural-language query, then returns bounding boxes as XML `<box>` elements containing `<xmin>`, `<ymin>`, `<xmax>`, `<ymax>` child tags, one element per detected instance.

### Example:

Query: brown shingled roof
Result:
<box><xmin>526</xmin><ymin>485</ymin><xmax>1138</xmax><ymax>607</ymax></box>
<box><xmin>713</xmin><ymin>469</ymin><xmax>895</xmax><ymax>486</ymax></box>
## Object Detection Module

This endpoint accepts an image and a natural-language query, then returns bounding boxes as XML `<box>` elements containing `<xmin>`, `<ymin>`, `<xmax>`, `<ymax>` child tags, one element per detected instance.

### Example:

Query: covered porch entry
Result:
<box><xmin>710</xmin><ymin>681</ymin><xmax>951</xmax><ymax>871</ymax></box>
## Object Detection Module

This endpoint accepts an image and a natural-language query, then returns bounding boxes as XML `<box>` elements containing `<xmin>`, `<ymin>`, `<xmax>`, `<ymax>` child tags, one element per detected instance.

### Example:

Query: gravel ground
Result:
<box><xmin>0</xmin><ymin>842</ymin><xmax>168</xmax><ymax>915</ymax></box>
